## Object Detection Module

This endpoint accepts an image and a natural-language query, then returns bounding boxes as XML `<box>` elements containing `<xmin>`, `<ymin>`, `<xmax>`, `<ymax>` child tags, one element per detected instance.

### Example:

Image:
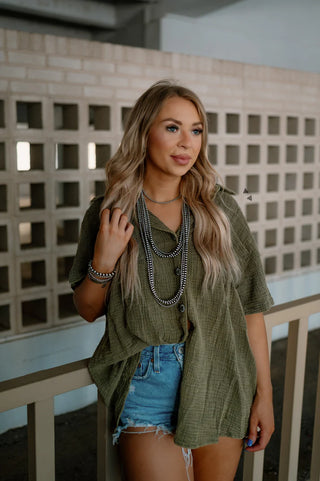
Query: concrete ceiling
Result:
<box><xmin>0</xmin><ymin>0</ymin><xmax>243</xmax><ymax>28</ymax></box>
<box><xmin>0</xmin><ymin>0</ymin><xmax>243</xmax><ymax>47</ymax></box>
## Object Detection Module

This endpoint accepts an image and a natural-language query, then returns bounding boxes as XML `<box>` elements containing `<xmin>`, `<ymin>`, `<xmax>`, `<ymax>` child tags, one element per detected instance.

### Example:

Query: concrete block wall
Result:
<box><xmin>0</xmin><ymin>28</ymin><xmax>319</xmax><ymax>339</ymax></box>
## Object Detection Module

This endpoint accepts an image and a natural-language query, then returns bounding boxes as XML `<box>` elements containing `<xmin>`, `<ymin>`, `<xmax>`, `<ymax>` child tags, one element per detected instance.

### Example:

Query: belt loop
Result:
<box><xmin>154</xmin><ymin>345</ymin><xmax>160</xmax><ymax>373</ymax></box>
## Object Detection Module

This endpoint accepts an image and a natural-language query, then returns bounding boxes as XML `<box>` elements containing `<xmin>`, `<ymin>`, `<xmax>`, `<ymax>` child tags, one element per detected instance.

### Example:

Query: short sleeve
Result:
<box><xmin>215</xmin><ymin>187</ymin><xmax>274</xmax><ymax>315</ymax></box>
<box><xmin>68</xmin><ymin>196</ymin><xmax>103</xmax><ymax>290</ymax></box>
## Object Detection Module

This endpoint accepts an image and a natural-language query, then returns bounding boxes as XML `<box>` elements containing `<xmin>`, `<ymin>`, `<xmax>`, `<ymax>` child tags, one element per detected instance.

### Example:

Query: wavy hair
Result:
<box><xmin>100</xmin><ymin>80</ymin><xmax>240</xmax><ymax>301</ymax></box>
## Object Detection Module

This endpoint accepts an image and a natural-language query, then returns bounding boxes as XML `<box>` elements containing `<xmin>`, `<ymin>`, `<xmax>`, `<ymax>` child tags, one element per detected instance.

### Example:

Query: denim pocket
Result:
<box><xmin>132</xmin><ymin>358</ymin><xmax>153</xmax><ymax>380</ymax></box>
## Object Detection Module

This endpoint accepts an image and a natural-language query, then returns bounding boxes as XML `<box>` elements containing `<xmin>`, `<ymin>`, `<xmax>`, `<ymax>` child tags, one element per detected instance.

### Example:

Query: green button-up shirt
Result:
<box><xmin>69</xmin><ymin>185</ymin><xmax>274</xmax><ymax>449</ymax></box>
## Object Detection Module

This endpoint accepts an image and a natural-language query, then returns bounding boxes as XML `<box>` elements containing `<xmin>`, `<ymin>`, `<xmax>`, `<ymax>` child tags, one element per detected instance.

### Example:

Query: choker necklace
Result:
<box><xmin>137</xmin><ymin>192</ymin><xmax>190</xmax><ymax>308</ymax></box>
<box><xmin>142</xmin><ymin>190</ymin><xmax>181</xmax><ymax>205</ymax></box>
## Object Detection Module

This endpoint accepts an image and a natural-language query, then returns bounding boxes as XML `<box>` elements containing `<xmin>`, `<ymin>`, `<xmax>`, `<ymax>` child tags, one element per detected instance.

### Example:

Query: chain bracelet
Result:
<box><xmin>88</xmin><ymin>260</ymin><xmax>116</xmax><ymax>279</ymax></box>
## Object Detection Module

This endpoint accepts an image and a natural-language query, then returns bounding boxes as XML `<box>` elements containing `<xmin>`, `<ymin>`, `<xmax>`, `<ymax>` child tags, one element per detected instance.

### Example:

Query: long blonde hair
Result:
<box><xmin>100</xmin><ymin>80</ymin><xmax>240</xmax><ymax>301</ymax></box>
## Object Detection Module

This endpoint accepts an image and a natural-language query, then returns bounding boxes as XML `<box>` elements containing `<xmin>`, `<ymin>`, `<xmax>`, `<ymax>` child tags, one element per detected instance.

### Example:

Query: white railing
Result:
<box><xmin>1</xmin><ymin>293</ymin><xmax>320</xmax><ymax>481</ymax></box>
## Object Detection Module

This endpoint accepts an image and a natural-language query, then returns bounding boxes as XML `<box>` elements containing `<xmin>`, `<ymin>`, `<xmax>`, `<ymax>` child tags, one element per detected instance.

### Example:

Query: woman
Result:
<box><xmin>69</xmin><ymin>80</ymin><xmax>274</xmax><ymax>481</ymax></box>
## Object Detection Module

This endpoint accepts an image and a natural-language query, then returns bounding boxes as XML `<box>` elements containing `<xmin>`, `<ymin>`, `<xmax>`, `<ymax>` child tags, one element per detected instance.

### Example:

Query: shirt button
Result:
<box><xmin>178</xmin><ymin>304</ymin><xmax>185</xmax><ymax>313</ymax></box>
<box><xmin>175</xmin><ymin>267</ymin><xmax>181</xmax><ymax>276</ymax></box>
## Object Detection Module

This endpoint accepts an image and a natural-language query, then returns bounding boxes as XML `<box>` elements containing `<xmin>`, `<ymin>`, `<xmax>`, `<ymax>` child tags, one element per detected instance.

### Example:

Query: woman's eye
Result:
<box><xmin>166</xmin><ymin>125</ymin><xmax>178</xmax><ymax>133</ymax></box>
<box><xmin>192</xmin><ymin>128</ymin><xmax>203</xmax><ymax>136</ymax></box>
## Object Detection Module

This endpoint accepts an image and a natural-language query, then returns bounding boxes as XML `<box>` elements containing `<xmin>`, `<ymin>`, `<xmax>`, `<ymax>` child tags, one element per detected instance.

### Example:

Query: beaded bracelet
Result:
<box><xmin>87</xmin><ymin>260</ymin><xmax>116</xmax><ymax>284</ymax></box>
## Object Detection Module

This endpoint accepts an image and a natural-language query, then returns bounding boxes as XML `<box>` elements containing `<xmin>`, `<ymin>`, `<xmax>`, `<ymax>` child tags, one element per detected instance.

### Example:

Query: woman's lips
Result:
<box><xmin>171</xmin><ymin>155</ymin><xmax>191</xmax><ymax>165</ymax></box>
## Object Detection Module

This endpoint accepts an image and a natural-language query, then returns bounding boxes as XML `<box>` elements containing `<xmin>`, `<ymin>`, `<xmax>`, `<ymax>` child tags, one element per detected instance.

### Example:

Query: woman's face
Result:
<box><xmin>145</xmin><ymin>96</ymin><xmax>203</xmax><ymax>182</ymax></box>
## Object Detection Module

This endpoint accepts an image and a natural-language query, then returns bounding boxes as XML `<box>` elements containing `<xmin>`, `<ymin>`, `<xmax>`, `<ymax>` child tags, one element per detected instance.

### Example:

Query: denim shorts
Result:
<box><xmin>113</xmin><ymin>342</ymin><xmax>185</xmax><ymax>444</ymax></box>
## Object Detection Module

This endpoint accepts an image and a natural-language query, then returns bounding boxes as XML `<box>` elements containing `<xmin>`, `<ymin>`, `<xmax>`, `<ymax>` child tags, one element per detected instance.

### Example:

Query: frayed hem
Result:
<box><xmin>112</xmin><ymin>420</ymin><xmax>174</xmax><ymax>445</ymax></box>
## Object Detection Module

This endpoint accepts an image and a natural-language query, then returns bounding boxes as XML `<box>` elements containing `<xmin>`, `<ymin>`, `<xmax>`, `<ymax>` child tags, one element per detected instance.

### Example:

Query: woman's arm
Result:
<box><xmin>73</xmin><ymin>208</ymin><xmax>134</xmax><ymax>323</ymax></box>
<box><xmin>245</xmin><ymin>312</ymin><xmax>275</xmax><ymax>452</ymax></box>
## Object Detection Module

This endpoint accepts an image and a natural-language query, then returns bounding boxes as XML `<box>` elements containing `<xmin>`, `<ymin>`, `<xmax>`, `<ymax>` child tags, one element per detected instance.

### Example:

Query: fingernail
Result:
<box><xmin>247</xmin><ymin>439</ymin><xmax>254</xmax><ymax>447</ymax></box>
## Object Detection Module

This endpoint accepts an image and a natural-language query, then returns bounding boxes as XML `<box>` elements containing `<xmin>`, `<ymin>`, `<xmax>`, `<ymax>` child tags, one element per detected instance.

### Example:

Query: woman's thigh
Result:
<box><xmin>119</xmin><ymin>428</ymin><xmax>194</xmax><ymax>481</ymax></box>
<box><xmin>192</xmin><ymin>437</ymin><xmax>243</xmax><ymax>481</ymax></box>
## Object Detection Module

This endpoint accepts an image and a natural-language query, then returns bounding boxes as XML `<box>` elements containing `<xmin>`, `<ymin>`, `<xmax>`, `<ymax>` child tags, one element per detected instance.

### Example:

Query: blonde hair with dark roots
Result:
<box><xmin>100</xmin><ymin>80</ymin><xmax>240</xmax><ymax>301</ymax></box>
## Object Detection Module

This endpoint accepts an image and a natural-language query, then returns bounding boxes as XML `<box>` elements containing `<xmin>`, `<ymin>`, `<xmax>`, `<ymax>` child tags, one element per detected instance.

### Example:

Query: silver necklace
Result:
<box><xmin>142</xmin><ymin>190</ymin><xmax>181</xmax><ymax>205</ymax></box>
<box><xmin>136</xmin><ymin>192</ymin><xmax>190</xmax><ymax>307</ymax></box>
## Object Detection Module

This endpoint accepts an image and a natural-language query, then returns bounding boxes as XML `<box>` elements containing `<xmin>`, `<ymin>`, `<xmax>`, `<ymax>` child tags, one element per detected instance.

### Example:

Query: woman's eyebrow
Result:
<box><xmin>161</xmin><ymin>117</ymin><xmax>203</xmax><ymax>126</ymax></box>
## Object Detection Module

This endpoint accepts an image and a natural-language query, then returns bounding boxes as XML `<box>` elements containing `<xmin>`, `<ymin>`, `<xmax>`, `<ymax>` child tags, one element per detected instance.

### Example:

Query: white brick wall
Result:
<box><xmin>0</xmin><ymin>27</ymin><xmax>319</xmax><ymax>338</ymax></box>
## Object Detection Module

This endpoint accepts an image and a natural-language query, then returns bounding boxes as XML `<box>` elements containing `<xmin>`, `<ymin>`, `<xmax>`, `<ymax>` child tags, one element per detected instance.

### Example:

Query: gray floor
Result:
<box><xmin>1</xmin><ymin>328</ymin><xmax>319</xmax><ymax>481</ymax></box>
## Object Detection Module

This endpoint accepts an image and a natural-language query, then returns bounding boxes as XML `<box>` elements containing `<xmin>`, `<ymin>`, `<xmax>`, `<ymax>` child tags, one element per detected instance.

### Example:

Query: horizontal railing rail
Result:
<box><xmin>1</xmin><ymin>293</ymin><xmax>320</xmax><ymax>481</ymax></box>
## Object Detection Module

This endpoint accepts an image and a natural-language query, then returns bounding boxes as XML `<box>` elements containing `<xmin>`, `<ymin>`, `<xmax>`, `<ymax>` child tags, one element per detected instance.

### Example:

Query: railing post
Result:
<box><xmin>27</xmin><ymin>398</ymin><xmax>55</xmax><ymax>481</ymax></box>
<box><xmin>97</xmin><ymin>392</ymin><xmax>122</xmax><ymax>481</ymax></box>
<box><xmin>243</xmin><ymin>450</ymin><xmax>264</xmax><ymax>481</ymax></box>
<box><xmin>310</xmin><ymin>354</ymin><xmax>320</xmax><ymax>481</ymax></box>
<box><xmin>278</xmin><ymin>317</ymin><xmax>308</xmax><ymax>481</ymax></box>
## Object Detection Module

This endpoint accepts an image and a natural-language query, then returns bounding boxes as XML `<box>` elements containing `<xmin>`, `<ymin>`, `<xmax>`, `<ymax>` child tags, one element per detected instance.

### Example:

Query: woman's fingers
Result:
<box><xmin>93</xmin><ymin>207</ymin><xmax>134</xmax><ymax>272</ymax></box>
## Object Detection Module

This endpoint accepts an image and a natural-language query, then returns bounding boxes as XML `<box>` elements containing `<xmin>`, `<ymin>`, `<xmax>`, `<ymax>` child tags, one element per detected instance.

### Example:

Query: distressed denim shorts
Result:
<box><xmin>113</xmin><ymin>342</ymin><xmax>185</xmax><ymax>444</ymax></box>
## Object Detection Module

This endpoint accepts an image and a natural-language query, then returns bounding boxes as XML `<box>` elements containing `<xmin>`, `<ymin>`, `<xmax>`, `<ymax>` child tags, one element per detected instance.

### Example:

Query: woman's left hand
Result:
<box><xmin>245</xmin><ymin>390</ymin><xmax>275</xmax><ymax>452</ymax></box>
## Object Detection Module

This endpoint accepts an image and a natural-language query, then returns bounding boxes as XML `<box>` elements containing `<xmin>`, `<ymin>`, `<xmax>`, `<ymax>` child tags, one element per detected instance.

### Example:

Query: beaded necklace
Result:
<box><xmin>136</xmin><ymin>192</ymin><xmax>190</xmax><ymax>307</ymax></box>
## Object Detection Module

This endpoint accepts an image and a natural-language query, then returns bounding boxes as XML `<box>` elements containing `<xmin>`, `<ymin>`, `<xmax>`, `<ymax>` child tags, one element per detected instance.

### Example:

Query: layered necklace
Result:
<box><xmin>136</xmin><ymin>192</ymin><xmax>191</xmax><ymax>307</ymax></box>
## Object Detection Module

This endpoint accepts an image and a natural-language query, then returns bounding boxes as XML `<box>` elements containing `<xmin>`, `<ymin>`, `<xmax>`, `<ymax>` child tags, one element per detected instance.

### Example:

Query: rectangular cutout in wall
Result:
<box><xmin>21</xmin><ymin>298</ymin><xmax>47</xmax><ymax>326</ymax></box>
<box><xmin>284</xmin><ymin>200</ymin><xmax>295</xmax><ymax>218</ymax></box>
<box><xmin>248</xmin><ymin>115</ymin><xmax>261</xmax><ymax>134</ymax></box>
<box><xmin>284</xmin><ymin>227</ymin><xmax>295</xmax><ymax>244</ymax></box>
<box><xmin>0</xmin><ymin>225</ymin><xmax>8</xmax><ymax>252</ymax></box>
<box><xmin>56</xmin><ymin>182</ymin><xmax>79</xmax><ymax>208</ymax></box>
<box><xmin>57</xmin><ymin>219</ymin><xmax>79</xmax><ymax>245</ymax></box>
<box><xmin>265</xmin><ymin>229</ymin><xmax>277</xmax><ymax>247</ymax></box>
<box><xmin>0</xmin><ymin>305</ymin><xmax>10</xmax><ymax>331</ymax></box>
<box><xmin>57</xmin><ymin>256</ymin><xmax>75</xmax><ymax>282</ymax></box>
<box><xmin>246</xmin><ymin>203</ymin><xmax>259</xmax><ymax>222</ymax></box>
<box><xmin>207</xmin><ymin>112</ymin><xmax>218</xmax><ymax>134</ymax></box>
<box><xmin>265</xmin><ymin>256</ymin><xmax>277</xmax><ymax>274</ymax></box>
<box><xmin>89</xmin><ymin>181</ymin><xmax>105</xmax><ymax>201</ymax></box>
<box><xmin>267</xmin><ymin>145</ymin><xmax>280</xmax><ymax>164</ymax></box>
<box><xmin>246</xmin><ymin>175</ymin><xmax>259</xmax><ymax>193</ymax></box>
<box><xmin>58</xmin><ymin>293</ymin><xmax>77</xmax><ymax>319</ymax></box>
<box><xmin>16</xmin><ymin>101</ymin><xmax>42</xmax><ymax>129</ymax></box>
<box><xmin>0</xmin><ymin>185</ymin><xmax>7</xmax><ymax>212</ymax></box>
<box><xmin>266</xmin><ymin>202</ymin><xmax>278</xmax><ymax>220</ymax></box>
<box><xmin>121</xmin><ymin>107</ymin><xmax>132</xmax><ymax>130</ymax></box>
<box><xmin>302</xmin><ymin>198</ymin><xmax>313</xmax><ymax>216</ymax></box>
<box><xmin>286</xmin><ymin>145</ymin><xmax>298</xmax><ymax>163</ymax></box>
<box><xmin>54</xmin><ymin>103</ymin><xmax>78</xmax><ymax>130</ymax></box>
<box><xmin>55</xmin><ymin>144</ymin><xmax>79</xmax><ymax>170</ymax></box>
<box><xmin>305</xmin><ymin>118</ymin><xmax>315</xmax><ymax>136</ymax></box>
<box><xmin>303</xmin><ymin>146</ymin><xmax>314</xmax><ymax>163</ymax></box>
<box><xmin>301</xmin><ymin>224</ymin><xmax>312</xmax><ymax>241</ymax></box>
<box><xmin>225</xmin><ymin>175</ymin><xmax>239</xmax><ymax>194</ymax></box>
<box><xmin>88</xmin><ymin>143</ymin><xmax>111</xmax><ymax>169</ymax></box>
<box><xmin>285</xmin><ymin>173</ymin><xmax>296</xmax><ymax>191</ymax></box>
<box><xmin>89</xmin><ymin>105</ymin><xmax>110</xmax><ymax>130</ymax></box>
<box><xmin>0</xmin><ymin>100</ymin><xmax>4</xmax><ymax>128</ymax></box>
<box><xmin>16</xmin><ymin>142</ymin><xmax>44</xmax><ymax>171</ymax></box>
<box><xmin>303</xmin><ymin>173</ymin><xmax>314</xmax><ymax>189</ymax></box>
<box><xmin>225</xmin><ymin>145</ymin><xmax>240</xmax><ymax>164</ymax></box>
<box><xmin>287</xmin><ymin>116</ymin><xmax>298</xmax><ymax>135</ymax></box>
<box><xmin>19</xmin><ymin>183</ymin><xmax>45</xmax><ymax>210</ymax></box>
<box><xmin>0</xmin><ymin>265</ymin><xmax>9</xmax><ymax>292</ymax></box>
<box><xmin>301</xmin><ymin>250</ymin><xmax>311</xmax><ymax>267</ymax></box>
<box><xmin>247</xmin><ymin>145</ymin><xmax>260</xmax><ymax>164</ymax></box>
<box><xmin>226</xmin><ymin>113</ymin><xmax>240</xmax><ymax>134</ymax></box>
<box><xmin>19</xmin><ymin>222</ymin><xmax>45</xmax><ymax>249</ymax></box>
<box><xmin>208</xmin><ymin>145</ymin><xmax>217</xmax><ymax>165</ymax></box>
<box><xmin>268</xmin><ymin>116</ymin><xmax>280</xmax><ymax>135</ymax></box>
<box><xmin>21</xmin><ymin>260</ymin><xmax>46</xmax><ymax>288</ymax></box>
<box><xmin>283</xmin><ymin>253</ymin><xmax>294</xmax><ymax>271</ymax></box>
<box><xmin>0</xmin><ymin>142</ymin><xmax>5</xmax><ymax>170</ymax></box>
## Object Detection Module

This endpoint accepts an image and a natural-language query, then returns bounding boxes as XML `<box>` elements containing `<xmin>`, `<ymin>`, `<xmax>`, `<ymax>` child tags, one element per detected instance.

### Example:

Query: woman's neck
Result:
<box><xmin>143</xmin><ymin>178</ymin><xmax>181</xmax><ymax>204</ymax></box>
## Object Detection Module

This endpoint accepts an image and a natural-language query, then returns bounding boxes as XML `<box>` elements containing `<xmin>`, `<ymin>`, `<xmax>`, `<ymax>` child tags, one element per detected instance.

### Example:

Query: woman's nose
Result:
<box><xmin>177</xmin><ymin>130</ymin><xmax>192</xmax><ymax>148</ymax></box>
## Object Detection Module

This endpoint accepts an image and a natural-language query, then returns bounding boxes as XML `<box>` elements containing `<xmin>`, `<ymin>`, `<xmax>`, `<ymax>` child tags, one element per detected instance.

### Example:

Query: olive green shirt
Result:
<box><xmin>69</xmin><ymin>185</ymin><xmax>274</xmax><ymax>449</ymax></box>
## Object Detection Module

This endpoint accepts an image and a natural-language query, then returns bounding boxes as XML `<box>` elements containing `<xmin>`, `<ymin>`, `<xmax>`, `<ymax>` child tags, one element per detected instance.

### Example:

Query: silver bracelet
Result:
<box><xmin>87</xmin><ymin>269</ymin><xmax>113</xmax><ymax>285</ymax></box>
<box><xmin>88</xmin><ymin>260</ymin><xmax>116</xmax><ymax>280</ymax></box>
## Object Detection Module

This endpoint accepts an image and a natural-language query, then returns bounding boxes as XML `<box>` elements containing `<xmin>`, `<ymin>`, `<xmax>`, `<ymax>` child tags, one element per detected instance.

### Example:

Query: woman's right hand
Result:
<box><xmin>92</xmin><ymin>208</ymin><xmax>134</xmax><ymax>273</ymax></box>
